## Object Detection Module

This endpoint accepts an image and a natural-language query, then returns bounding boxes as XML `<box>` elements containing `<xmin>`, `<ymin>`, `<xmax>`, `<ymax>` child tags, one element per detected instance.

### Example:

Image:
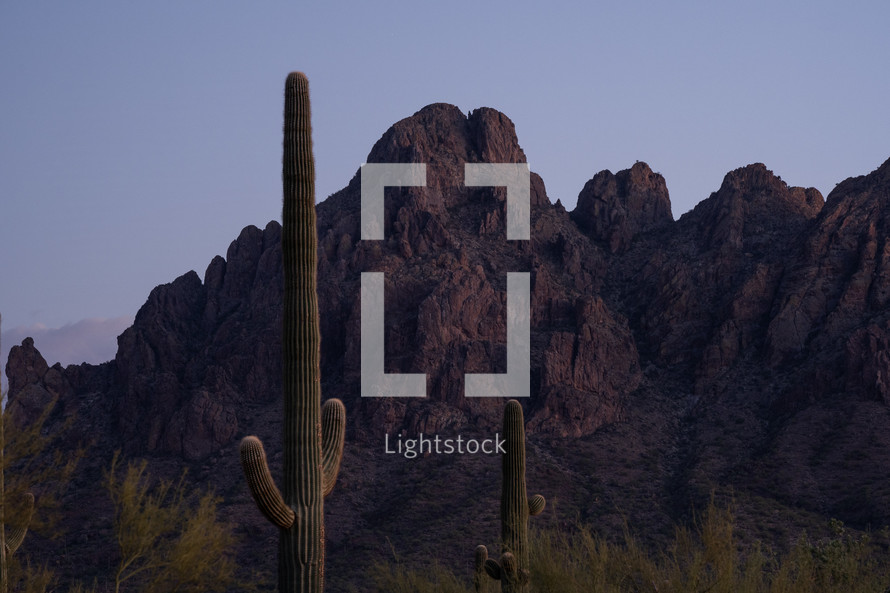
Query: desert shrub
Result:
<box><xmin>105</xmin><ymin>452</ymin><xmax>239</xmax><ymax>593</ymax></box>
<box><xmin>369</xmin><ymin>559</ymin><xmax>471</xmax><ymax>593</ymax></box>
<box><xmin>368</xmin><ymin>500</ymin><xmax>890</xmax><ymax>593</ymax></box>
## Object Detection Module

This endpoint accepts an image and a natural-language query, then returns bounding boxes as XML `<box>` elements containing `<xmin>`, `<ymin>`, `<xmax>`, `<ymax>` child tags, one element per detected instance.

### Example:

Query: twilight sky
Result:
<box><xmin>1</xmin><ymin>1</ymin><xmax>888</xmax><ymax>376</ymax></box>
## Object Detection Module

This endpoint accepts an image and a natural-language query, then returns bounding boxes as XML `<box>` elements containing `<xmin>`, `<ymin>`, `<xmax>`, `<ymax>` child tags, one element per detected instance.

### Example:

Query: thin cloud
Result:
<box><xmin>2</xmin><ymin>317</ymin><xmax>134</xmax><ymax>378</ymax></box>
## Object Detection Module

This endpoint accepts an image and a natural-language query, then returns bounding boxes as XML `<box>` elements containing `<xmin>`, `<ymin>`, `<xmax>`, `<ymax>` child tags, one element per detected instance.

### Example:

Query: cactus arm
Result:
<box><xmin>4</xmin><ymin>493</ymin><xmax>34</xmax><ymax>556</ymax></box>
<box><xmin>320</xmin><ymin>399</ymin><xmax>346</xmax><ymax>497</ymax></box>
<box><xmin>484</xmin><ymin>558</ymin><xmax>501</xmax><ymax>581</ymax></box>
<box><xmin>499</xmin><ymin>552</ymin><xmax>524</xmax><ymax>593</ymax></box>
<box><xmin>484</xmin><ymin>552</ymin><xmax>525</xmax><ymax>593</ymax></box>
<box><xmin>482</xmin><ymin>552</ymin><xmax>529</xmax><ymax>592</ymax></box>
<box><xmin>239</xmin><ymin>436</ymin><xmax>295</xmax><ymax>529</ymax></box>
<box><xmin>474</xmin><ymin>545</ymin><xmax>489</xmax><ymax>592</ymax></box>
<box><xmin>528</xmin><ymin>494</ymin><xmax>545</xmax><ymax>517</ymax></box>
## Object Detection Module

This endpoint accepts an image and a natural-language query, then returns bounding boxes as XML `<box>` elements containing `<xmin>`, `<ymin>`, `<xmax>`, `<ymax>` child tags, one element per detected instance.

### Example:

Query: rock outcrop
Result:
<box><xmin>6</xmin><ymin>337</ymin><xmax>67</xmax><ymax>428</ymax></box>
<box><xmin>624</xmin><ymin>163</ymin><xmax>825</xmax><ymax>382</ymax></box>
<box><xmin>571</xmin><ymin>161</ymin><xmax>673</xmax><ymax>252</ymax></box>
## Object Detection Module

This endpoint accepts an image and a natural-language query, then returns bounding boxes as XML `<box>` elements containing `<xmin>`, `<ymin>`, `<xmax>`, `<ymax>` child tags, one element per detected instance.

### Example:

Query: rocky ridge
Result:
<box><xmin>6</xmin><ymin>102</ymin><xmax>890</xmax><ymax>589</ymax></box>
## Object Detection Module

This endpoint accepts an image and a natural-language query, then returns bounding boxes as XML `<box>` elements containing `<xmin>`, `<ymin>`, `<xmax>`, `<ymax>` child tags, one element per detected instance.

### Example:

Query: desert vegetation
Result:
<box><xmin>0</xmin><ymin>399</ymin><xmax>240</xmax><ymax>593</ymax></box>
<box><xmin>1</xmin><ymin>363</ymin><xmax>238</xmax><ymax>593</ymax></box>
<box><xmin>104</xmin><ymin>452</ymin><xmax>239</xmax><ymax>593</ymax></box>
<box><xmin>372</xmin><ymin>500</ymin><xmax>890</xmax><ymax>593</ymax></box>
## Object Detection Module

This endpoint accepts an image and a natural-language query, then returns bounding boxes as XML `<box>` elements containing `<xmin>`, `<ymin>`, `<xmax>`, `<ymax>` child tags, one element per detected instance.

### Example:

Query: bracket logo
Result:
<box><xmin>359</xmin><ymin>163</ymin><xmax>531</xmax><ymax>399</ymax></box>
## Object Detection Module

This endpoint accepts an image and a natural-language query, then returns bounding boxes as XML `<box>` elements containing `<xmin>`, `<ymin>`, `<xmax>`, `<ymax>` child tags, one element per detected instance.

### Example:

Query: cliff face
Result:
<box><xmin>8</xmin><ymin>102</ymin><xmax>640</xmax><ymax>458</ymax></box>
<box><xmin>313</xmin><ymin>103</ymin><xmax>639</xmax><ymax>439</ymax></box>
<box><xmin>6</xmin><ymin>102</ymin><xmax>890</xmax><ymax>588</ymax></box>
<box><xmin>571</xmin><ymin>161</ymin><xmax>673</xmax><ymax>253</ymax></box>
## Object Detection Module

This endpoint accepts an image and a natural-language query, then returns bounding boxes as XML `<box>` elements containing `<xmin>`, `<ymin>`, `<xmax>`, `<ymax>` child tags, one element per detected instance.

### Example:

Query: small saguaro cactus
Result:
<box><xmin>476</xmin><ymin>400</ymin><xmax>545</xmax><ymax>593</ymax></box>
<box><xmin>239</xmin><ymin>72</ymin><xmax>346</xmax><ymax>593</ymax></box>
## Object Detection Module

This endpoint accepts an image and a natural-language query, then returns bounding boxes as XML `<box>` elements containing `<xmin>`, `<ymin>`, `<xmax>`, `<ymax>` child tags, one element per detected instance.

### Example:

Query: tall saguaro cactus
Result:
<box><xmin>240</xmin><ymin>72</ymin><xmax>346</xmax><ymax>593</ymax></box>
<box><xmin>477</xmin><ymin>400</ymin><xmax>545</xmax><ymax>593</ymax></box>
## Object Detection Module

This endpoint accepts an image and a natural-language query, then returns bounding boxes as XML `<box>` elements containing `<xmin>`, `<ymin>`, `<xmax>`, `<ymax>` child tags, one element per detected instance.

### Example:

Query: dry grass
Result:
<box><xmin>369</xmin><ymin>500</ymin><xmax>890</xmax><ymax>593</ymax></box>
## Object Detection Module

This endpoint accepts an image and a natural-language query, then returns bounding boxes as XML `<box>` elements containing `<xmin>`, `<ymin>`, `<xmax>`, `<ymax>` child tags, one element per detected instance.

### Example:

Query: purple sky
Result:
<box><xmin>1</xmin><ymin>2</ymin><xmax>888</xmax><ymax>377</ymax></box>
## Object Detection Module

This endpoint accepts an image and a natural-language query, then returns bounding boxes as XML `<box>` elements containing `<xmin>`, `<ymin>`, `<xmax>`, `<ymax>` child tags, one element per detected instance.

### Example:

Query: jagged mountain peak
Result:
<box><xmin>680</xmin><ymin>162</ymin><xmax>823</xmax><ymax>251</ymax></box>
<box><xmin>366</xmin><ymin>102</ymin><xmax>526</xmax><ymax>168</ymax></box>
<box><xmin>324</xmin><ymin>102</ymin><xmax>546</xmax><ymax>230</ymax></box>
<box><xmin>571</xmin><ymin>160</ymin><xmax>673</xmax><ymax>253</ymax></box>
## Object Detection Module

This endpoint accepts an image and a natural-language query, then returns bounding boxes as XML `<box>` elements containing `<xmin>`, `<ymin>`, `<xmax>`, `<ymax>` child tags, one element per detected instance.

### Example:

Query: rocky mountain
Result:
<box><xmin>6</xmin><ymin>101</ymin><xmax>890</xmax><ymax>590</ymax></box>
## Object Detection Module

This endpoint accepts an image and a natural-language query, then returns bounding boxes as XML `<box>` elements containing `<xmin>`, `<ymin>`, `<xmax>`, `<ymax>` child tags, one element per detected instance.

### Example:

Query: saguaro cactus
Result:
<box><xmin>477</xmin><ymin>400</ymin><xmax>545</xmax><ymax>593</ymax></box>
<box><xmin>240</xmin><ymin>72</ymin><xmax>346</xmax><ymax>593</ymax></box>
